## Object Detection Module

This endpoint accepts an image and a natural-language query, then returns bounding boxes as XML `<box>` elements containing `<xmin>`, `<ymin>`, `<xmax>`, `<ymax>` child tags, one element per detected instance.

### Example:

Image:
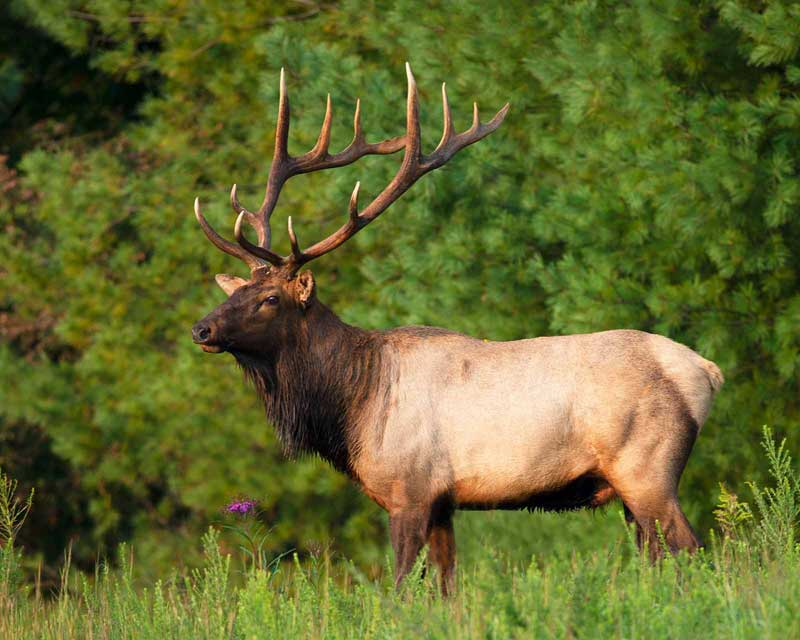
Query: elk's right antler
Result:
<box><xmin>195</xmin><ymin>64</ymin><xmax>509</xmax><ymax>276</ymax></box>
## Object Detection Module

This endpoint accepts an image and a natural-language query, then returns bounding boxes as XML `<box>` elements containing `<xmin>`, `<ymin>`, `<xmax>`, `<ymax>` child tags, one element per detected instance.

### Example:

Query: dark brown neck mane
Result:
<box><xmin>232</xmin><ymin>302</ymin><xmax>382</xmax><ymax>473</ymax></box>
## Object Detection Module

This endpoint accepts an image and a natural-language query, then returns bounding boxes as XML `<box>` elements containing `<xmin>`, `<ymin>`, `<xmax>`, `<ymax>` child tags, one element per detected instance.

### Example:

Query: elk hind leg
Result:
<box><xmin>623</xmin><ymin>495</ymin><xmax>701</xmax><ymax>560</ymax></box>
<box><xmin>623</xmin><ymin>502</ymin><xmax>646</xmax><ymax>551</ymax></box>
<box><xmin>389</xmin><ymin>510</ymin><xmax>428</xmax><ymax>588</ymax></box>
<box><xmin>427</xmin><ymin>506</ymin><xmax>456</xmax><ymax>596</ymax></box>
<box><xmin>612</xmin><ymin>408</ymin><xmax>702</xmax><ymax>560</ymax></box>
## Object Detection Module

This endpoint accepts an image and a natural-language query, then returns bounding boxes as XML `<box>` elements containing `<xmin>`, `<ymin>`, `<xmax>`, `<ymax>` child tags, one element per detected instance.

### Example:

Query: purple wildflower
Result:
<box><xmin>226</xmin><ymin>499</ymin><xmax>257</xmax><ymax>515</ymax></box>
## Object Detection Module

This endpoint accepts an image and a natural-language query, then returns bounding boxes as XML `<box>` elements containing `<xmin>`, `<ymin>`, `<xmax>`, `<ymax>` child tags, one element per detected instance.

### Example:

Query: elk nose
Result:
<box><xmin>192</xmin><ymin>323</ymin><xmax>213</xmax><ymax>344</ymax></box>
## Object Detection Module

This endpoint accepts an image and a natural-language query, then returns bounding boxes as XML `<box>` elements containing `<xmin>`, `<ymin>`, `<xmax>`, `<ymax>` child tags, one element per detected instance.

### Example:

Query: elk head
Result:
<box><xmin>192</xmin><ymin>64</ymin><xmax>508</xmax><ymax>356</ymax></box>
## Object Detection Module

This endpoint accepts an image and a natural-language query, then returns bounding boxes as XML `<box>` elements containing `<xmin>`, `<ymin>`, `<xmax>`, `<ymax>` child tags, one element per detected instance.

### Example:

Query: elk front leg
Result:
<box><xmin>428</xmin><ymin>513</ymin><xmax>456</xmax><ymax>596</ymax></box>
<box><xmin>389</xmin><ymin>510</ymin><xmax>428</xmax><ymax>589</ymax></box>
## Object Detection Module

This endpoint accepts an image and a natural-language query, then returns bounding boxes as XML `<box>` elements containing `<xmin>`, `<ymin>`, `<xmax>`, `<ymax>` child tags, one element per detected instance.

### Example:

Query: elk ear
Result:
<box><xmin>295</xmin><ymin>270</ymin><xmax>316</xmax><ymax>308</ymax></box>
<box><xmin>215</xmin><ymin>274</ymin><xmax>248</xmax><ymax>297</ymax></box>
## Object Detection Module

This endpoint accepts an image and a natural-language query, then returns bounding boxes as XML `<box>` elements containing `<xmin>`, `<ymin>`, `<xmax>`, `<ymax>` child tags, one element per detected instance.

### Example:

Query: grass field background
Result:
<box><xmin>2</xmin><ymin>428</ymin><xmax>798</xmax><ymax>639</ymax></box>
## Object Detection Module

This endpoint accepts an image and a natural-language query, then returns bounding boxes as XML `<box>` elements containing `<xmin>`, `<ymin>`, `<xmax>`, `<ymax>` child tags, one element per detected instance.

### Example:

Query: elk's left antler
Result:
<box><xmin>195</xmin><ymin>63</ymin><xmax>509</xmax><ymax>276</ymax></box>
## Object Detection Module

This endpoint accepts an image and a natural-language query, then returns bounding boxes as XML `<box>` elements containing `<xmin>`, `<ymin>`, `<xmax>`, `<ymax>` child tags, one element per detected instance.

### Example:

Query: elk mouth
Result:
<box><xmin>200</xmin><ymin>344</ymin><xmax>225</xmax><ymax>353</ymax></box>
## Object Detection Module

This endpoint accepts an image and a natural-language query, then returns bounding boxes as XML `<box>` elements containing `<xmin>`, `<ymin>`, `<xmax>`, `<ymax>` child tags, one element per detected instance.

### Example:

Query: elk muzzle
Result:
<box><xmin>192</xmin><ymin>321</ymin><xmax>224</xmax><ymax>353</ymax></box>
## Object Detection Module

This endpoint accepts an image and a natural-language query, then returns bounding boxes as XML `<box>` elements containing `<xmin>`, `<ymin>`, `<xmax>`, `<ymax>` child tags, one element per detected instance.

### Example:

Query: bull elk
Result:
<box><xmin>192</xmin><ymin>64</ymin><xmax>723</xmax><ymax>595</ymax></box>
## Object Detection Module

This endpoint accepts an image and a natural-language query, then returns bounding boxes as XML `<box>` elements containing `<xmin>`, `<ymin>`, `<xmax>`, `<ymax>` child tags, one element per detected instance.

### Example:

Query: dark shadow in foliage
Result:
<box><xmin>0</xmin><ymin>4</ymin><xmax>153</xmax><ymax>165</ymax></box>
<box><xmin>0</xmin><ymin>420</ymin><xmax>92</xmax><ymax>589</ymax></box>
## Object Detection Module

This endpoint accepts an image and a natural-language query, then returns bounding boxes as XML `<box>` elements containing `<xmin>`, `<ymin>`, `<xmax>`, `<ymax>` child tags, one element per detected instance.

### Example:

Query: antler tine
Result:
<box><xmin>348</xmin><ymin>182</ymin><xmax>361</xmax><ymax>222</ymax></box>
<box><xmin>230</xmin><ymin>184</ymin><xmax>261</xmax><ymax>229</ymax></box>
<box><xmin>230</xmin><ymin>183</ymin><xmax>245</xmax><ymax>215</ymax></box>
<box><xmin>194</xmin><ymin>198</ymin><xmax>267</xmax><ymax>271</ymax></box>
<box><xmin>353</xmin><ymin>99</ymin><xmax>364</xmax><ymax>143</ymax></box>
<box><xmin>286</xmin><ymin>216</ymin><xmax>303</xmax><ymax>261</ymax></box>
<box><xmin>307</xmin><ymin>94</ymin><xmax>333</xmax><ymax>161</ymax></box>
<box><xmin>436</xmin><ymin>82</ymin><xmax>454</xmax><ymax>151</ymax></box>
<box><xmin>275</xmin><ymin>67</ymin><xmax>290</xmax><ymax>161</ymax></box>
<box><xmin>234</xmin><ymin>211</ymin><xmax>284</xmax><ymax>266</ymax></box>
<box><xmin>403</xmin><ymin>62</ymin><xmax>422</xmax><ymax>165</ymax></box>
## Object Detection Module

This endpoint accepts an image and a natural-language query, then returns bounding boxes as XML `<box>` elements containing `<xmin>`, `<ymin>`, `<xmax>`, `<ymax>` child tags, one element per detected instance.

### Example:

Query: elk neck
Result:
<box><xmin>232</xmin><ymin>300</ymin><xmax>383</xmax><ymax>474</ymax></box>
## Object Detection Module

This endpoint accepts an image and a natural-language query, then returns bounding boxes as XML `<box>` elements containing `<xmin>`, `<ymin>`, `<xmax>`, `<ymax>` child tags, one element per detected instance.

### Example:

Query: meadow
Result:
<box><xmin>1</xmin><ymin>428</ymin><xmax>798</xmax><ymax>639</ymax></box>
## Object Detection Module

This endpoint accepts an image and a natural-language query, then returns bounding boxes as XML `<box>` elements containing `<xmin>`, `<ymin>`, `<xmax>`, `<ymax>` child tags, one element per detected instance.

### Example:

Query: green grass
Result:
<box><xmin>2</xmin><ymin>428</ymin><xmax>799</xmax><ymax>639</ymax></box>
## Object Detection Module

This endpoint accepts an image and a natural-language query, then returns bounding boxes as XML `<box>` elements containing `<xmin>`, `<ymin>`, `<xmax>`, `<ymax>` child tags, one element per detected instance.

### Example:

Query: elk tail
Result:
<box><xmin>699</xmin><ymin>358</ymin><xmax>725</xmax><ymax>393</ymax></box>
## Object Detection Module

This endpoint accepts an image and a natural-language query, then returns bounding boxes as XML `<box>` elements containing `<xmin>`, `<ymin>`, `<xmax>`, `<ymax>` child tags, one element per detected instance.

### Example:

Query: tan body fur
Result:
<box><xmin>355</xmin><ymin>329</ymin><xmax>720</xmax><ymax>514</ymax></box>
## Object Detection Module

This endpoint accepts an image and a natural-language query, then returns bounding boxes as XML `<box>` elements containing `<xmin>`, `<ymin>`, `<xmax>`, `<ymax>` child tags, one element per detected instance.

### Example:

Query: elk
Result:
<box><xmin>192</xmin><ymin>64</ymin><xmax>723</xmax><ymax>595</ymax></box>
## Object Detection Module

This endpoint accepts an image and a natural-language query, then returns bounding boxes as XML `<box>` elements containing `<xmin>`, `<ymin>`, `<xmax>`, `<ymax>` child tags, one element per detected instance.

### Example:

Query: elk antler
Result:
<box><xmin>195</xmin><ymin>64</ymin><xmax>509</xmax><ymax>276</ymax></box>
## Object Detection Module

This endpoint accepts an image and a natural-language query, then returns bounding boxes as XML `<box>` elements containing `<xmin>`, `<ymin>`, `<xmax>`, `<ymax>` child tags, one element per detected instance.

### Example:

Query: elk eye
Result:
<box><xmin>264</xmin><ymin>295</ymin><xmax>279</xmax><ymax>306</ymax></box>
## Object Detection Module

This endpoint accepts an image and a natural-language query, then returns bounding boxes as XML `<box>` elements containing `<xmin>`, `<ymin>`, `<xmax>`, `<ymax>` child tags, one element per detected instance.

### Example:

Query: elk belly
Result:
<box><xmin>433</xmin><ymin>340</ymin><xmax>599</xmax><ymax>509</ymax></box>
<box><xmin>443</xmin><ymin>403</ymin><xmax>597</xmax><ymax>509</ymax></box>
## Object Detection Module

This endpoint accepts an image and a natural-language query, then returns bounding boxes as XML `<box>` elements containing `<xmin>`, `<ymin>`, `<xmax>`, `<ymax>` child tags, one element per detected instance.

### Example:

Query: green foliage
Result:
<box><xmin>0</xmin><ymin>466</ymin><xmax>34</xmax><ymax>602</ymax></box>
<box><xmin>1</xmin><ymin>0</ymin><xmax>800</xmax><ymax>581</ymax></box>
<box><xmin>0</xmin><ymin>467</ymin><xmax>33</xmax><ymax>547</ymax></box>
<box><xmin>713</xmin><ymin>482</ymin><xmax>752</xmax><ymax>539</ymax></box>
<box><xmin>746</xmin><ymin>426</ymin><xmax>800</xmax><ymax>554</ymax></box>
